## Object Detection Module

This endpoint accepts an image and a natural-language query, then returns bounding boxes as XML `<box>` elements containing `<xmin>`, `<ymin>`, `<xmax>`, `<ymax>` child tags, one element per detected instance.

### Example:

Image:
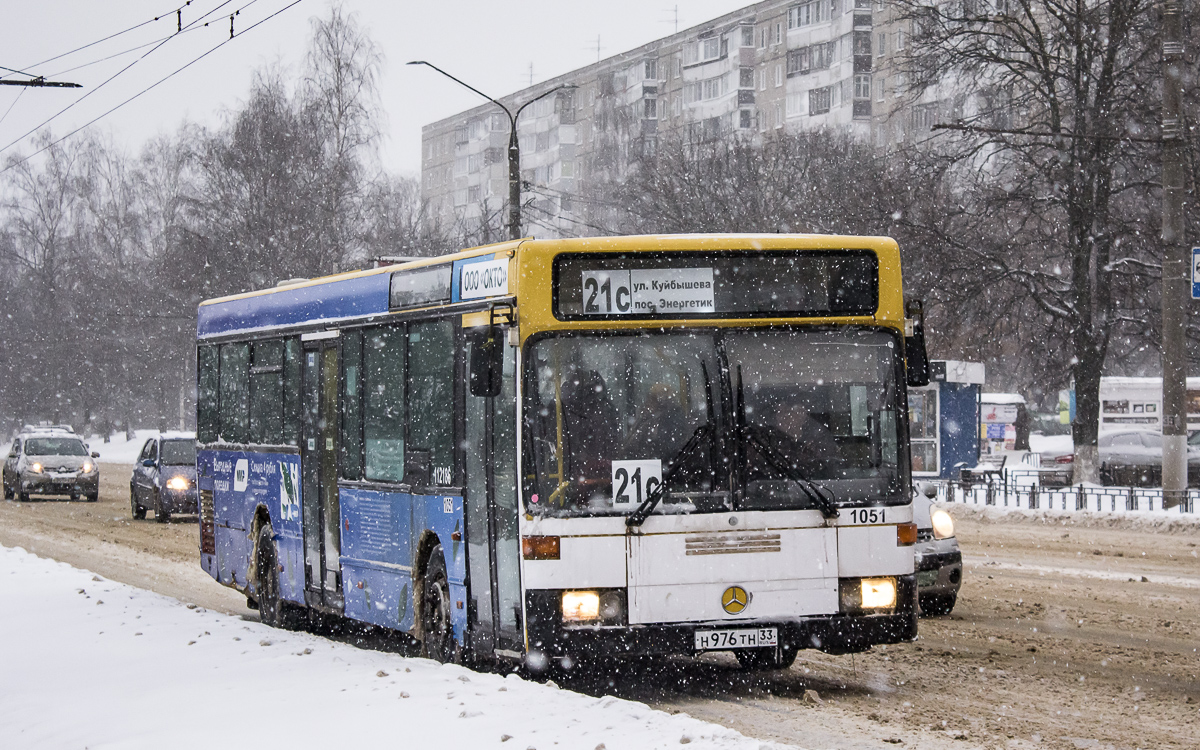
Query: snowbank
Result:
<box><xmin>0</xmin><ymin>545</ymin><xmax>793</xmax><ymax>750</ymax></box>
<box><xmin>945</xmin><ymin>502</ymin><xmax>1200</xmax><ymax>534</ymax></box>
<box><xmin>83</xmin><ymin>429</ymin><xmax>160</xmax><ymax>464</ymax></box>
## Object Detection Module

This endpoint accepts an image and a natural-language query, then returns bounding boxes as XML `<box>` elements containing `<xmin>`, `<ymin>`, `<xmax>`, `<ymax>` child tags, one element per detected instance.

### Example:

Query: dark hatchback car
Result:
<box><xmin>130</xmin><ymin>433</ymin><xmax>197</xmax><ymax>522</ymax></box>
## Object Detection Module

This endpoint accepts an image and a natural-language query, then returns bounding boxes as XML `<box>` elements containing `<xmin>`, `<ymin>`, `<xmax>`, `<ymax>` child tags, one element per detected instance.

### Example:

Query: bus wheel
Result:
<box><xmin>256</xmin><ymin>524</ymin><xmax>305</xmax><ymax>630</ymax></box>
<box><xmin>421</xmin><ymin>545</ymin><xmax>458</xmax><ymax>663</ymax></box>
<box><xmin>257</xmin><ymin>525</ymin><xmax>285</xmax><ymax>628</ymax></box>
<box><xmin>735</xmin><ymin>645</ymin><xmax>798</xmax><ymax>671</ymax></box>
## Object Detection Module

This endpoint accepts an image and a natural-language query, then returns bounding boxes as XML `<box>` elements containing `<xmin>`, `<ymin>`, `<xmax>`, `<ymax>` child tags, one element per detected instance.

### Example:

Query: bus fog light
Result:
<box><xmin>562</xmin><ymin>591</ymin><xmax>600</xmax><ymax>622</ymax></box>
<box><xmin>598</xmin><ymin>591</ymin><xmax>625</xmax><ymax>623</ymax></box>
<box><xmin>861</xmin><ymin>578</ymin><xmax>897</xmax><ymax>609</ymax></box>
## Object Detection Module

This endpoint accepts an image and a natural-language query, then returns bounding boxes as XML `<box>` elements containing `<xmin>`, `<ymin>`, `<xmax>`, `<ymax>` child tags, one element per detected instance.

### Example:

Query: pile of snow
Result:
<box><xmin>0</xmin><ymin>545</ymin><xmax>793</xmax><ymax>750</ymax></box>
<box><xmin>1029</xmin><ymin>433</ymin><xmax>1073</xmax><ymax>456</ymax></box>
<box><xmin>83</xmin><ymin>429</ymin><xmax>161</xmax><ymax>464</ymax></box>
<box><xmin>946</xmin><ymin>502</ymin><xmax>1200</xmax><ymax>534</ymax></box>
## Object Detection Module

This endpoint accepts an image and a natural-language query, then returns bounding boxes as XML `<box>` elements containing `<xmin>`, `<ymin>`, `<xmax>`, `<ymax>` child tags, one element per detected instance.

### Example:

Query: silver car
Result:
<box><xmin>913</xmin><ymin>483</ymin><xmax>962</xmax><ymax>616</ymax></box>
<box><xmin>3</xmin><ymin>427</ymin><xmax>100</xmax><ymax>502</ymax></box>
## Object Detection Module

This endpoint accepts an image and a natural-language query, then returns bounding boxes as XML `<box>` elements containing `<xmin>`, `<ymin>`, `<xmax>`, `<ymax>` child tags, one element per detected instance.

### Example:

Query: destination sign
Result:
<box><xmin>554</xmin><ymin>250</ymin><xmax>877</xmax><ymax>320</ymax></box>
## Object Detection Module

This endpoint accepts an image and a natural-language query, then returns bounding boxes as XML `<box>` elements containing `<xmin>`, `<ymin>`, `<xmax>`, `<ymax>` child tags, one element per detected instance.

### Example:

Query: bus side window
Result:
<box><xmin>283</xmin><ymin>338</ymin><xmax>302</xmax><ymax>446</ymax></box>
<box><xmin>197</xmin><ymin>345</ymin><xmax>220</xmax><ymax>444</ymax></box>
<box><xmin>218</xmin><ymin>343</ymin><xmax>250</xmax><ymax>445</ymax></box>
<box><xmin>249</xmin><ymin>340</ymin><xmax>284</xmax><ymax>445</ymax></box>
<box><xmin>364</xmin><ymin>324</ymin><xmax>406</xmax><ymax>482</ymax></box>
<box><xmin>341</xmin><ymin>330</ymin><xmax>364</xmax><ymax>480</ymax></box>
<box><xmin>408</xmin><ymin>319</ymin><xmax>455</xmax><ymax>486</ymax></box>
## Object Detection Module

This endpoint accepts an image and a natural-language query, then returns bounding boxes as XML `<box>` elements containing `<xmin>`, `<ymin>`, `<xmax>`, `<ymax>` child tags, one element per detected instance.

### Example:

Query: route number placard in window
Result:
<box><xmin>582</xmin><ymin>268</ymin><xmax>715</xmax><ymax>315</ymax></box>
<box><xmin>611</xmin><ymin>459</ymin><xmax>662</xmax><ymax>506</ymax></box>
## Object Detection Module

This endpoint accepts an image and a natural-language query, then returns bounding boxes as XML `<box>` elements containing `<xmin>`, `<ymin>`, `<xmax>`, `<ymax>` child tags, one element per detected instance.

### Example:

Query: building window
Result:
<box><xmin>877</xmin><ymin>32</ymin><xmax>886</xmax><ymax>56</ymax></box>
<box><xmin>875</xmin><ymin>76</ymin><xmax>885</xmax><ymax>102</ymax></box>
<box><xmin>739</xmin><ymin>109</ymin><xmax>753</xmax><ymax>128</ymax></box>
<box><xmin>854</xmin><ymin>74</ymin><xmax>871</xmax><ymax>100</ymax></box>
<box><xmin>703</xmin><ymin>37</ymin><xmax>721</xmax><ymax>60</ymax></box>
<box><xmin>774</xmin><ymin>103</ymin><xmax>783</xmax><ymax>128</ymax></box>
<box><xmin>896</xmin><ymin>29</ymin><xmax>906</xmax><ymax>50</ymax></box>
<box><xmin>739</xmin><ymin>67</ymin><xmax>755</xmax><ymax>88</ymax></box>
<box><xmin>644</xmin><ymin>97</ymin><xmax>658</xmax><ymax>119</ymax></box>
<box><xmin>673</xmin><ymin>96</ymin><xmax>682</xmax><ymax>115</ymax></box>
<box><xmin>561</xmin><ymin>160</ymin><xmax>574</xmax><ymax>178</ymax></box>
<box><xmin>774</xmin><ymin>22</ymin><xmax>783</xmax><ymax>45</ymax></box>
<box><xmin>758</xmin><ymin>69</ymin><xmax>767</xmax><ymax>91</ymax></box>
<box><xmin>740</xmin><ymin>26</ymin><xmax>755</xmax><ymax>47</ymax></box>
<box><xmin>759</xmin><ymin>27</ymin><xmax>768</xmax><ymax>48</ymax></box>
<box><xmin>775</xmin><ymin>64</ymin><xmax>783</xmax><ymax>87</ymax></box>
<box><xmin>809</xmin><ymin>86</ymin><xmax>832</xmax><ymax>115</ymax></box>
<box><xmin>644</xmin><ymin>59</ymin><xmax>658</xmax><ymax>80</ymax></box>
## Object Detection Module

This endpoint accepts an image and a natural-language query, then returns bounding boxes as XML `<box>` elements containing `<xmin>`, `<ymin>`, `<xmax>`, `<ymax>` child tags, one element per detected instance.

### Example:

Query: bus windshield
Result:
<box><xmin>523</xmin><ymin>328</ymin><xmax>907</xmax><ymax>518</ymax></box>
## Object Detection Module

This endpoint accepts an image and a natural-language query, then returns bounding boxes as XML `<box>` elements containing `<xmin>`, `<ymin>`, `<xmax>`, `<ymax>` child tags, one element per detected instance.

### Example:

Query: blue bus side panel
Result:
<box><xmin>197</xmin><ymin>448</ymin><xmax>305</xmax><ymax>605</ymax></box>
<box><xmin>340</xmin><ymin>489</ymin><xmax>466</xmax><ymax>642</ymax></box>
<box><xmin>197</xmin><ymin>272</ymin><xmax>391</xmax><ymax>339</ymax></box>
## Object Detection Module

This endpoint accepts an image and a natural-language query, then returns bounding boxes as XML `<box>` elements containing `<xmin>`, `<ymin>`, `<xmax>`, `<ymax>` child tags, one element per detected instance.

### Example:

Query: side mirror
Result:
<box><xmin>919</xmin><ymin>481</ymin><xmax>938</xmax><ymax>499</ymax></box>
<box><xmin>142</xmin><ymin>458</ymin><xmax>156</xmax><ymax>468</ymax></box>
<box><xmin>469</xmin><ymin>327</ymin><xmax>504</xmax><ymax>398</ymax></box>
<box><xmin>904</xmin><ymin>298</ymin><xmax>930</xmax><ymax>387</ymax></box>
<box><xmin>403</xmin><ymin>449</ymin><xmax>432</xmax><ymax>488</ymax></box>
<box><xmin>91</xmin><ymin>451</ymin><xmax>100</xmax><ymax>459</ymax></box>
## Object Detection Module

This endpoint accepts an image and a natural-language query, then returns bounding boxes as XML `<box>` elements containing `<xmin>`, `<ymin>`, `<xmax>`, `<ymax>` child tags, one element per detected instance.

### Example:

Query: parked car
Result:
<box><xmin>913</xmin><ymin>483</ymin><xmax>962</xmax><ymax>616</ymax></box>
<box><xmin>130</xmin><ymin>432</ymin><xmax>197</xmax><ymax>522</ymax></box>
<box><xmin>1037</xmin><ymin>430</ymin><xmax>1200</xmax><ymax>487</ymax></box>
<box><xmin>3</xmin><ymin>426</ymin><xmax>100</xmax><ymax>502</ymax></box>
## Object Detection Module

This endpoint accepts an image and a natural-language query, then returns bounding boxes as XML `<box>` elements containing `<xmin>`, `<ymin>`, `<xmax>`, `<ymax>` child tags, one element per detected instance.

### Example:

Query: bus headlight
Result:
<box><xmin>840</xmin><ymin>577</ymin><xmax>898</xmax><ymax>612</ymax></box>
<box><xmin>860</xmin><ymin>578</ymin><xmax>897</xmax><ymax>609</ymax></box>
<box><xmin>166</xmin><ymin>475</ymin><xmax>190</xmax><ymax>491</ymax></box>
<box><xmin>562</xmin><ymin>590</ymin><xmax>600</xmax><ymax>622</ymax></box>
<box><xmin>931</xmin><ymin>509</ymin><xmax>955</xmax><ymax>540</ymax></box>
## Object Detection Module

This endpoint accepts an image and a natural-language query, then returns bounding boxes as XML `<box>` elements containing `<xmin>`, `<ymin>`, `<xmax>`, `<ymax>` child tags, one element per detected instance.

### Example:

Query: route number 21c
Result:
<box><xmin>611</xmin><ymin>460</ymin><xmax>662</xmax><ymax>506</ymax></box>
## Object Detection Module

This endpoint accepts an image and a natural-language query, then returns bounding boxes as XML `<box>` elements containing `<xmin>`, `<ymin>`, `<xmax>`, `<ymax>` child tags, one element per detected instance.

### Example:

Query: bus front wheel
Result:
<box><xmin>256</xmin><ymin>524</ymin><xmax>304</xmax><ymax>630</ymax></box>
<box><xmin>421</xmin><ymin>545</ymin><xmax>458</xmax><ymax>663</ymax></box>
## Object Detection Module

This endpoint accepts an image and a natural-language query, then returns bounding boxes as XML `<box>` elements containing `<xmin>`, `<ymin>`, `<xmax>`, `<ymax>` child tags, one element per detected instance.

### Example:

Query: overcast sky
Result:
<box><xmin>1</xmin><ymin>0</ymin><xmax>753</xmax><ymax>176</ymax></box>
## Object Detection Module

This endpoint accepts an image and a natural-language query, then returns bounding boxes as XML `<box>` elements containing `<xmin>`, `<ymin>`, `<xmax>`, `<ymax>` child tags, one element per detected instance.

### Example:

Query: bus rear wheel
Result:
<box><xmin>255</xmin><ymin>524</ymin><xmax>305</xmax><ymax>630</ymax></box>
<box><xmin>735</xmin><ymin>645</ymin><xmax>798</xmax><ymax>671</ymax></box>
<box><xmin>421</xmin><ymin>545</ymin><xmax>458</xmax><ymax>663</ymax></box>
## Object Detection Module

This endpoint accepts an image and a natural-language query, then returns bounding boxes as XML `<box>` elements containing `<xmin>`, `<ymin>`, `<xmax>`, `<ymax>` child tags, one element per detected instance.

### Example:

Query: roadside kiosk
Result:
<box><xmin>909</xmin><ymin>360</ymin><xmax>985</xmax><ymax>479</ymax></box>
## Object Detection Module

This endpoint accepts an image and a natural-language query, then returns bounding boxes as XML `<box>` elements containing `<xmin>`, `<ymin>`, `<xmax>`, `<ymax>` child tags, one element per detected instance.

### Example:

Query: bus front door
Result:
<box><xmin>302</xmin><ymin>339</ymin><xmax>343</xmax><ymax>611</ymax></box>
<box><xmin>465</xmin><ymin>330</ymin><xmax>523</xmax><ymax>657</ymax></box>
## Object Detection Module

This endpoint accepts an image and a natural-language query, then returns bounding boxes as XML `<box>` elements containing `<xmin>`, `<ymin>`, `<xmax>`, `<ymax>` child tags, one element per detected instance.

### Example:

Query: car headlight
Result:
<box><xmin>561</xmin><ymin>590</ymin><xmax>600</xmax><ymax>622</ymax></box>
<box><xmin>29</xmin><ymin>462</ymin><xmax>42</xmax><ymax>474</ymax></box>
<box><xmin>82</xmin><ymin>462</ymin><xmax>95</xmax><ymax>474</ymax></box>
<box><xmin>931</xmin><ymin>509</ymin><xmax>955</xmax><ymax>540</ymax></box>
<box><xmin>166</xmin><ymin>475</ymin><xmax>190</xmax><ymax>491</ymax></box>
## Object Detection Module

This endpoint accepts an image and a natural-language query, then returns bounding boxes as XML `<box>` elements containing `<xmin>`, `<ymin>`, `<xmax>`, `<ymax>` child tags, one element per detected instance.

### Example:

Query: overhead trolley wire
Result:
<box><xmin>0</xmin><ymin>1</ymin><xmax>197</xmax><ymax>82</ymax></box>
<box><xmin>0</xmin><ymin>0</ymin><xmax>262</xmax><ymax>159</ymax></box>
<box><xmin>0</xmin><ymin>0</ymin><xmax>304</xmax><ymax>176</ymax></box>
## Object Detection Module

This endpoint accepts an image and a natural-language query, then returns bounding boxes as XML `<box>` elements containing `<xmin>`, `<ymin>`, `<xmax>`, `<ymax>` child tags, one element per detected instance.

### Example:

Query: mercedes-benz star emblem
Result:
<box><xmin>721</xmin><ymin>585</ymin><xmax>749</xmax><ymax>615</ymax></box>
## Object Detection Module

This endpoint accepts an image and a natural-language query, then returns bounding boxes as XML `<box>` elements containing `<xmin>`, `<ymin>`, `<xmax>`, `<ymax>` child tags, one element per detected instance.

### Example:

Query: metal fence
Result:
<box><xmin>929</xmin><ymin>469</ymin><xmax>1197</xmax><ymax>514</ymax></box>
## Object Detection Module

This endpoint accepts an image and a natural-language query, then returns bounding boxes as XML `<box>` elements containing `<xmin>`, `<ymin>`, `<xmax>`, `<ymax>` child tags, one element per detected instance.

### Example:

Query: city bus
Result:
<box><xmin>195</xmin><ymin>234</ymin><xmax>929</xmax><ymax>670</ymax></box>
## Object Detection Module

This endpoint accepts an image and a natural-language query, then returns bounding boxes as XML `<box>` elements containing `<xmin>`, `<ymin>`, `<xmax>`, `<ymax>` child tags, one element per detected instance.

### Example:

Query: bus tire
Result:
<box><xmin>420</xmin><ymin>544</ymin><xmax>458</xmax><ymax>663</ymax></box>
<box><xmin>735</xmin><ymin>645</ymin><xmax>798</xmax><ymax>671</ymax></box>
<box><xmin>256</xmin><ymin>524</ymin><xmax>290</xmax><ymax>629</ymax></box>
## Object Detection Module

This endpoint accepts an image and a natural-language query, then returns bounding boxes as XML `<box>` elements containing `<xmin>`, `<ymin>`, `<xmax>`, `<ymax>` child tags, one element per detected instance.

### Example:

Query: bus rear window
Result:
<box><xmin>553</xmin><ymin>250</ymin><xmax>877</xmax><ymax>320</ymax></box>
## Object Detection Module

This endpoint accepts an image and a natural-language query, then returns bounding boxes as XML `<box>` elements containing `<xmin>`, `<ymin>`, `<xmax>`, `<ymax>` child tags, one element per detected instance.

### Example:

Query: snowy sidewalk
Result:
<box><xmin>0</xmin><ymin>545</ymin><xmax>792</xmax><ymax>750</ymax></box>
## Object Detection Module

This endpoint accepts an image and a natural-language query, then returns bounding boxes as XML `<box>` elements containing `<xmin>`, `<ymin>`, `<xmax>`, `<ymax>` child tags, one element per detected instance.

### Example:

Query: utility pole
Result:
<box><xmin>1160</xmin><ymin>0</ymin><xmax>1187</xmax><ymax>508</ymax></box>
<box><xmin>408</xmin><ymin>61</ymin><xmax>574</xmax><ymax>241</ymax></box>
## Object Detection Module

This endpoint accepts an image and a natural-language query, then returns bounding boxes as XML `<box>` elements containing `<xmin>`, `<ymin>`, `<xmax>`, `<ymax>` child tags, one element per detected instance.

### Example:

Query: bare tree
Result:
<box><xmin>891</xmin><ymin>0</ymin><xmax>1171</xmax><ymax>480</ymax></box>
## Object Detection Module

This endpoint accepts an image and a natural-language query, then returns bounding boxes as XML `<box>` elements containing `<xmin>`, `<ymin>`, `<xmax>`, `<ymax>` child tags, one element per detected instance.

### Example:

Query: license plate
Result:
<box><xmin>916</xmin><ymin>570</ymin><xmax>939</xmax><ymax>587</ymax></box>
<box><xmin>694</xmin><ymin>627</ymin><xmax>777</xmax><ymax>651</ymax></box>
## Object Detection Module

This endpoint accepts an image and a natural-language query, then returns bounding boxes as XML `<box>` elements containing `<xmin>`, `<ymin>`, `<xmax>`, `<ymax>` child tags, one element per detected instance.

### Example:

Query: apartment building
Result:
<box><xmin>420</xmin><ymin>0</ymin><xmax>935</xmax><ymax>238</ymax></box>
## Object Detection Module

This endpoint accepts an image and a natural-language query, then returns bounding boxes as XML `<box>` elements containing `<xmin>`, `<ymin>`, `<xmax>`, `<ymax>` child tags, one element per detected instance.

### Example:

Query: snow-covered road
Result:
<box><xmin>0</xmin><ymin>545</ymin><xmax>791</xmax><ymax>750</ymax></box>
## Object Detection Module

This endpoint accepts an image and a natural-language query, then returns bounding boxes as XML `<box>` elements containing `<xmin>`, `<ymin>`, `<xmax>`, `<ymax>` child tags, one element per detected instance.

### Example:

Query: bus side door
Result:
<box><xmin>464</xmin><ymin>326</ymin><xmax>523</xmax><ymax>656</ymax></box>
<box><xmin>302</xmin><ymin>336</ymin><xmax>344</xmax><ymax>610</ymax></box>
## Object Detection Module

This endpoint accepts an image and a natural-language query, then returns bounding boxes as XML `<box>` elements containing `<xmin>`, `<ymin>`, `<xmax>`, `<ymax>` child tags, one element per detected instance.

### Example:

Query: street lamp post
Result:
<box><xmin>409</xmin><ymin>61</ymin><xmax>574</xmax><ymax>241</ymax></box>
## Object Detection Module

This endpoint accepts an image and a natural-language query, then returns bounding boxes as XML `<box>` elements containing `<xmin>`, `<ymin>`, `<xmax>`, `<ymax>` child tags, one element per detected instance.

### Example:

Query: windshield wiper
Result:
<box><xmin>627</xmin><ymin>362</ymin><xmax>718</xmax><ymax>528</ymax></box>
<box><xmin>626</xmin><ymin>422</ymin><xmax>713</xmax><ymax>527</ymax></box>
<box><xmin>734</xmin><ymin>366</ymin><xmax>839</xmax><ymax>520</ymax></box>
